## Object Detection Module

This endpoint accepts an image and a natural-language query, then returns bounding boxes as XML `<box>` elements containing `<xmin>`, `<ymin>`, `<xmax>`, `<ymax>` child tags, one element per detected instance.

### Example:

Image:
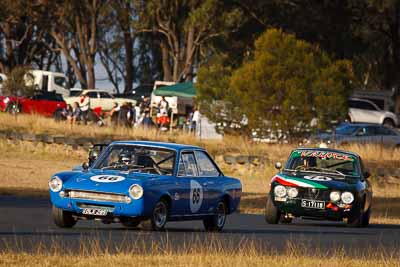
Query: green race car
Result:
<box><xmin>265</xmin><ymin>148</ymin><xmax>372</xmax><ymax>227</ymax></box>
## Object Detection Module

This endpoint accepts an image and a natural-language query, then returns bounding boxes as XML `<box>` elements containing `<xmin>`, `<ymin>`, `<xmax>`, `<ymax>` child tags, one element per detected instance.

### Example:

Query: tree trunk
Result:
<box><xmin>123</xmin><ymin>30</ymin><xmax>134</xmax><ymax>93</ymax></box>
<box><xmin>87</xmin><ymin>58</ymin><xmax>95</xmax><ymax>89</ymax></box>
<box><xmin>184</xmin><ymin>27</ymin><xmax>195</xmax><ymax>81</ymax></box>
<box><xmin>118</xmin><ymin>2</ymin><xmax>135</xmax><ymax>93</ymax></box>
<box><xmin>160</xmin><ymin>41</ymin><xmax>172</xmax><ymax>81</ymax></box>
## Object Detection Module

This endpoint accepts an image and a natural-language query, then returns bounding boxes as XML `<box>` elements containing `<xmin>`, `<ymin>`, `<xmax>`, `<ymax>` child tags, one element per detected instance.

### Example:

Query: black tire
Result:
<box><xmin>121</xmin><ymin>218</ymin><xmax>141</xmax><ymax>228</ymax></box>
<box><xmin>347</xmin><ymin>201</ymin><xmax>369</xmax><ymax>228</ymax></box>
<box><xmin>361</xmin><ymin>207</ymin><xmax>371</xmax><ymax>227</ymax></box>
<box><xmin>203</xmin><ymin>201</ymin><xmax>227</xmax><ymax>232</ymax></box>
<box><xmin>265</xmin><ymin>194</ymin><xmax>280</xmax><ymax>224</ymax></box>
<box><xmin>52</xmin><ymin>206</ymin><xmax>77</xmax><ymax>228</ymax></box>
<box><xmin>150</xmin><ymin>199</ymin><xmax>169</xmax><ymax>231</ymax></box>
<box><xmin>383</xmin><ymin>118</ymin><xmax>395</xmax><ymax>128</ymax></box>
<box><xmin>53</xmin><ymin>109</ymin><xmax>65</xmax><ymax>121</ymax></box>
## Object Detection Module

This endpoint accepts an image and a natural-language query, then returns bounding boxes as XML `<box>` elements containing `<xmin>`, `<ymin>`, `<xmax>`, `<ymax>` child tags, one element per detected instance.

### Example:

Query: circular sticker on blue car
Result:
<box><xmin>90</xmin><ymin>175</ymin><xmax>125</xmax><ymax>183</ymax></box>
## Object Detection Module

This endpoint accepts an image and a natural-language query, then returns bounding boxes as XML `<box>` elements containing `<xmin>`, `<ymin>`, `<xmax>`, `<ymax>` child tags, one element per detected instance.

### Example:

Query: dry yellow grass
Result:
<box><xmin>4</xmin><ymin>112</ymin><xmax>399</xmax><ymax>163</ymax></box>
<box><xmin>0</xmin><ymin>238</ymin><xmax>399</xmax><ymax>267</ymax></box>
<box><xmin>2</xmin><ymin>252</ymin><xmax>399</xmax><ymax>267</ymax></box>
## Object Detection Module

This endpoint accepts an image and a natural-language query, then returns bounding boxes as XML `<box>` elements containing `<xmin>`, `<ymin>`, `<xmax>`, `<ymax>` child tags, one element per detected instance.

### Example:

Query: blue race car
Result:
<box><xmin>49</xmin><ymin>141</ymin><xmax>242</xmax><ymax>231</ymax></box>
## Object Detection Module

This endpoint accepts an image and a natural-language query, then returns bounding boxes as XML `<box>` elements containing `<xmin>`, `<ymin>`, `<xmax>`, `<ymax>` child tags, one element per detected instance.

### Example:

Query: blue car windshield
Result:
<box><xmin>92</xmin><ymin>145</ymin><xmax>176</xmax><ymax>176</ymax></box>
<box><xmin>335</xmin><ymin>125</ymin><xmax>359</xmax><ymax>135</ymax></box>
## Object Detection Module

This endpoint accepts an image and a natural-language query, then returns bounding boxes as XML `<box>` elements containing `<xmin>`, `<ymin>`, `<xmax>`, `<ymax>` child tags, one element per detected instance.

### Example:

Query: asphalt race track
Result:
<box><xmin>1</xmin><ymin>195</ymin><xmax>400</xmax><ymax>254</ymax></box>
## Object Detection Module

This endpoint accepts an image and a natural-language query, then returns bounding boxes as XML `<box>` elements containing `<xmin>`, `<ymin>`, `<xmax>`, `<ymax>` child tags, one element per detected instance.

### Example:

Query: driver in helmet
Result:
<box><xmin>119</xmin><ymin>151</ymin><xmax>135</xmax><ymax>166</ymax></box>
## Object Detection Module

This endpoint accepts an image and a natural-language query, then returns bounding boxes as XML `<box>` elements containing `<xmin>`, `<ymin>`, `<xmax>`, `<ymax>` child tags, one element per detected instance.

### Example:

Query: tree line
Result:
<box><xmin>2</xmin><ymin>1</ymin><xmax>398</xmax><ymax>91</ymax></box>
<box><xmin>1</xmin><ymin>0</ymin><xmax>399</xmax><ymax>132</ymax></box>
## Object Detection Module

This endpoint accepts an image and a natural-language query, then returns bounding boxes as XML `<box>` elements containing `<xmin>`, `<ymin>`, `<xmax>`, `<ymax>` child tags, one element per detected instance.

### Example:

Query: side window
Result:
<box><xmin>359</xmin><ymin>101</ymin><xmax>377</xmax><ymax>111</ymax></box>
<box><xmin>87</xmin><ymin>92</ymin><xmax>98</xmax><ymax>98</ymax></box>
<box><xmin>195</xmin><ymin>151</ymin><xmax>220</xmax><ymax>177</ymax></box>
<box><xmin>376</xmin><ymin>126</ymin><xmax>396</xmax><ymax>136</ymax></box>
<box><xmin>178</xmin><ymin>152</ymin><xmax>198</xmax><ymax>177</ymax></box>
<box><xmin>42</xmin><ymin>75</ymin><xmax>49</xmax><ymax>91</ymax></box>
<box><xmin>356</xmin><ymin>127</ymin><xmax>376</xmax><ymax>136</ymax></box>
<box><xmin>54</xmin><ymin>76</ymin><xmax>66</xmax><ymax>88</ymax></box>
<box><xmin>99</xmin><ymin>92</ymin><xmax>112</xmax><ymax>98</ymax></box>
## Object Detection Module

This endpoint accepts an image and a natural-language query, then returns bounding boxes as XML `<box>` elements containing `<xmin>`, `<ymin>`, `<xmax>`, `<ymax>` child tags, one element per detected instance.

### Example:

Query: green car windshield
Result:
<box><xmin>285</xmin><ymin>150</ymin><xmax>360</xmax><ymax>177</ymax></box>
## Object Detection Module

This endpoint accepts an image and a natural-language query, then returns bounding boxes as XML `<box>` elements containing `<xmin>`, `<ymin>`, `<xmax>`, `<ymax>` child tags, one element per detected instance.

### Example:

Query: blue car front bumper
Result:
<box><xmin>50</xmin><ymin>190</ymin><xmax>145</xmax><ymax>218</ymax></box>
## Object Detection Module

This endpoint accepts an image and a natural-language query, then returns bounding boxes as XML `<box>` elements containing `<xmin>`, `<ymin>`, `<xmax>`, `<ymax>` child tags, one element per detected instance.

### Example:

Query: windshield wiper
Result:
<box><xmin>303</xmin><ymin>167</ymin><xmax>345</xmax><ymax>177</ymax></box>
<box><xmin>284</xmin><ymin>167</ymin><xmax>345</xmax><ymax>177</ymax></box>
<box><xmin>101</xmin><ymin>163</ymin><xmax>143</xmax><ymax>171</ymax></box>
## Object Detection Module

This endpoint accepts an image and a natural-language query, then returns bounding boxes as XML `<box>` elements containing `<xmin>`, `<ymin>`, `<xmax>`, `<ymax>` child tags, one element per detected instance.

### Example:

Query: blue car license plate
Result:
<box><xmin>82</xmin><ymin>208</ymin><xmax>108</xmax><ymax>216</ymax></box>
<box><xmin>301</xmin><ymin>199</ymin><xmax>325</xmax><ymax>209</ymax></box>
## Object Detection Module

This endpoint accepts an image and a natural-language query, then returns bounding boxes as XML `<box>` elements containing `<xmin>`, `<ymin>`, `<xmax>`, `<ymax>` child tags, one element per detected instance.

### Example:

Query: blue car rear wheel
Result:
<box><xmin>203</xmin><ymin>201</ymin><xmax>227</xmax><ymax>232</ymax></box>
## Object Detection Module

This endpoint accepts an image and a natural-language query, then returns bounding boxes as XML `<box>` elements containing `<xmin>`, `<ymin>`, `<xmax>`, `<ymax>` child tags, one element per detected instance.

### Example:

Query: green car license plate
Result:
<box><xmin>82</xmin><ymin>208</ymin><xmax>108</xmax><ymax>216</ymax></box>
<box><xmin>301</xmin><ymin>199</ymin><xmax>325</xmax><ymax>209</ymax></box>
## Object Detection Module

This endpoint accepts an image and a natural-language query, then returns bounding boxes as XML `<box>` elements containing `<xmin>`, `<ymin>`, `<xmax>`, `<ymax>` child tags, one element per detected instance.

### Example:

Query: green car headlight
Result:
<box><xmin>341</xmin><ymin>192</ymin><xmax>354</xmax><ymax>204</ymax></box>
<box><xmin>274</xmin><ymin>185</ymin><xmax>287</xmax><ymax>198</ymax></box>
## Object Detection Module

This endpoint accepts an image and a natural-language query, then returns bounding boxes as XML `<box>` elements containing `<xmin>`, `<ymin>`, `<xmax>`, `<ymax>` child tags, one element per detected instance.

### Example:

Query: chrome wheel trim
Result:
<box><xmin>216</xmin><ymin>202</ymin><xmax>226</xmax><ymax>227</ymax></box>
<box><xmin>153</xmin><ymin>202</ymin><xmax>167</xmax><ymax>228</ymax></box>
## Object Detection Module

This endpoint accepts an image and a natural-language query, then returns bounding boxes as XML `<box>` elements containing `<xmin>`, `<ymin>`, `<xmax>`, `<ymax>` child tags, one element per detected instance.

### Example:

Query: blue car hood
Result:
<box><xmin>63</xmin><ymin>169</ymin><xmax>155</xmax><ymax>194</ymax></box>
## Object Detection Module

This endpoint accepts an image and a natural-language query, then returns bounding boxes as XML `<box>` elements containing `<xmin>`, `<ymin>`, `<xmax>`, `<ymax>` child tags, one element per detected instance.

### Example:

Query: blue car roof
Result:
<box><xmin>110</xmin><ymin>140</ymin><xmax>203</xmax><ymax>151</ymax></box>
<box><xmin>293</xmin><ymin>147</ymin><xmax>360</xmax><ymax>158</ymax></box>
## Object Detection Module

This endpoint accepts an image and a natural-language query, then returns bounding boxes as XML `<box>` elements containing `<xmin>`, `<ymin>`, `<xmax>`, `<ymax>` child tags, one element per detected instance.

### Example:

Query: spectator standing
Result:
<box><xmin>158</xmin><ymin>96</ymin><xmax>169</xmax><ymax>114</ymax></box>
<box><xmin>118</xmin><ymin>102</ymin><xmax>130</xmax><ymax>127</ymax></box>
<box><xmin>142</xmin><ymin>112</ymin><xmax>155</xmax><ymax>129</ymax></box>
<box><xmin>140</xmin><ymin>96</ymin><xmax>151</xmax><ymax>116</ymax></box>
<box><xmin>134</xmin><ymin>102</ymin><xmax>141</xmax><ymax>126</ymax></box>
<box><xmin>191</xmin><ymin>108</ymin><xmax>200</xmax><ymax>134</ymax></box>
<box><xmin>79</xmin><ymin>92</ymin><xmax>90</xmax><ymax>125</ymax></box>
<box><xmin>127</xmin><ymin>102</ymin><xmax>136</xmax><ymax>127</ymax></box>
<box><xmin>156</xmin><ymin>96</ymin><xmax>170</xmax><ymax>130</ymax></box>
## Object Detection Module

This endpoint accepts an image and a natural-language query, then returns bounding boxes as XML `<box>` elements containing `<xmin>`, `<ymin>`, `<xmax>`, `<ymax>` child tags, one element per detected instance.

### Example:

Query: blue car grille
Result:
<box><xmin>66</xmin><ymin>190</ymin><xmax>130</xmax><ymax>203</ymax></box>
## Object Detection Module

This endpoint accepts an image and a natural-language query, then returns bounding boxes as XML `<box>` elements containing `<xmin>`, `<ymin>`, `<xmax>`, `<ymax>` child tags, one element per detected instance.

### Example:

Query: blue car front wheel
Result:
<box><xmin>52</xmin><ymin>206</ymin><xmax>77</xmax><ymax>228</ymax></box>
<box><xmin>150</xmin><ymin>200</ymin><xmax>168</xmax><ymax>231</ymax></box>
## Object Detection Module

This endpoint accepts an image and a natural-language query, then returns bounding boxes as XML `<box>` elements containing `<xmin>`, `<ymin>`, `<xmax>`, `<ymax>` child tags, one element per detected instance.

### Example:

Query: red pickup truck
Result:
<box><xmin>0</xmin><ymin>92</ymin><xmax>67</xmax><ymax>117</ymax></box>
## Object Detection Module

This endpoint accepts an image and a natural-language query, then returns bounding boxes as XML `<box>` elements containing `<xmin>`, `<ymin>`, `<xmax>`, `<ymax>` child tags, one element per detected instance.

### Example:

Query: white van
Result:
<box><xmin>28</xmin><ymin>70</ymin><xmax>70</xmax><ymax>97</ymax></box>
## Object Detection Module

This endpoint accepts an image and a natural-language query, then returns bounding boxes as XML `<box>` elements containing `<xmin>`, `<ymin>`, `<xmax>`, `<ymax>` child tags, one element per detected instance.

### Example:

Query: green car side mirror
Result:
<box><xmin>275</xmin><ymin>162</ymin><xmax>282</xmax><ymax>170</ymax></box>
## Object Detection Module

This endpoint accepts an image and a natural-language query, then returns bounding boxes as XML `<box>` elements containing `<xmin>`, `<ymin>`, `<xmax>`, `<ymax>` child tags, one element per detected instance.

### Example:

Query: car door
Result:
<box><xmin>374</xmin><ymin>126</ymin><xmax>400</xmax><ymax>147</ymax></box>
<box><xmin>86</xmin><ymin>91</ymin><xmax>100</xmax><ymax>109</ymax></box>
<box><xmin>194</xmin><ymin>150</ymin><xmax>223</xmax><ymax>213</ymax></box>
<box><xmin>98</xmin><ymin>92</ymin><xmax>114</xmax><ymax>111</ymax></box>
<box><xmin>174</xmin><ymin>151</ymin><xmax>210</xmax><ymax>215</ymax></box>
<box><xmin>352</xmin><ymin>100</ymin><xmax>382</xmax><ymax>124</ymax></box>
<box><xmin>353</xmin><ymin>126</ymin><xmax>379</xmax><ymax>144</ymax></box>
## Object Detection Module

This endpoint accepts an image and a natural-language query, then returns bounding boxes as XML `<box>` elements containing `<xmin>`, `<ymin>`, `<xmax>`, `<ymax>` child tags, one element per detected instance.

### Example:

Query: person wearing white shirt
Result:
<box><xmin>79</xmin><ymin>92</ymin><xmax>90</xmax><ymax>125</ymax></box>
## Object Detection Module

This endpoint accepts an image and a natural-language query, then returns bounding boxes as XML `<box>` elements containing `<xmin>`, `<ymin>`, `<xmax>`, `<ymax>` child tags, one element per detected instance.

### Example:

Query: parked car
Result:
<box><xmin>348</xmin><ymin>98</ymin><xmax>398</xmax><ymax>127</ymax></box>
<box><xmin>65</xmin><ymin>90</ymin><xmax>135</xmax><ymax>112</ymax></box>
<box><xmin>0</xmin><ymin>91</ymin><xmax>67</xmax><ymax>117</ymax></box>
<box><xmin>313</xmin><ymin>123</ymin><xmax>400</xmax><ymax>149</ymax></box>
<box><xmin>265</xmin><ymin>148</ymin><xmax>372</xmax><ymax>227</ymax></box>
<box><xmin>49</xmin><ymin>141</ymin><xmax>242</xmax><ymax>231</ymax></box>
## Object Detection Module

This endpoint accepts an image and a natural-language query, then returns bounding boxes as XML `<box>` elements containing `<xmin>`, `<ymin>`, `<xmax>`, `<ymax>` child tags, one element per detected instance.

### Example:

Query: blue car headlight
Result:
<box><xmin>49</xmin><ymin>176</ymin><xmax>63</xmax><ymax>192</ymax></box>
<box><xmin>129</xmin><ymin>184</ymin><xmax>143</xmax><ymax>200</ymax></box>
